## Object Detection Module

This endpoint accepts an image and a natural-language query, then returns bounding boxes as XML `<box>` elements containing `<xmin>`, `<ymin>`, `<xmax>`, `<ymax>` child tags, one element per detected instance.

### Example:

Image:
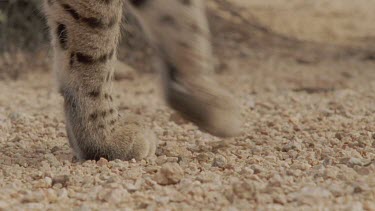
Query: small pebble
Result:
<box><xmin>154</xmin><ymin>163</ymin><xmax>184</xmax><ymax>185</ymax></box>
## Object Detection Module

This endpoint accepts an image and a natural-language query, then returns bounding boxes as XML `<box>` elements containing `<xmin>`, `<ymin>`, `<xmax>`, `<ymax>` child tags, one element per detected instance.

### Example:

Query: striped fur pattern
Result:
<box><xmin>44</xmin><ymin>0</ymin><xmax>242</xmax><ymax>161</ymax></box>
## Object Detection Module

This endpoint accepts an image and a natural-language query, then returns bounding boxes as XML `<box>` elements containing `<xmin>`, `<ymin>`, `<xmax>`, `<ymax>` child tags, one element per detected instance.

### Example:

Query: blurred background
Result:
<box><xmin>230</xmin><ymin>0</ymin><xmax>375</xmax><ymax>47</ymax></box>
<box><xmin>0</xmin><ymin>0</ymin><xmax>151</xmax><ymax>79</ymax></box>
<box><xmin>0</xmin><ymin>0</ymin><xmax>375</xmax><ymax>79</ymax></box>
<box><xmin>0</xmin><ymin>0</ymin><xmax>46</xmax><ymax>52</ymax></box>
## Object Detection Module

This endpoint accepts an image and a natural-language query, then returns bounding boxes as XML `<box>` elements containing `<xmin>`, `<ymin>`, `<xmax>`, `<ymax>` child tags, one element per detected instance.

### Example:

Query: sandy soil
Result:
<box><xmin>1</xmin><ymin>1</ymin><xmax>375</xmax><ymax>210</ymax></box>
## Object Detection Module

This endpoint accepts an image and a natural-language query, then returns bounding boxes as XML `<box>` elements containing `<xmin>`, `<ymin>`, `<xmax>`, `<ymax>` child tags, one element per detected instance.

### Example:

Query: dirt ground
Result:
<box><xmin>1</xmin><ymin>0</ymin><xmax>375</xmax><ymax>210</ymax></box>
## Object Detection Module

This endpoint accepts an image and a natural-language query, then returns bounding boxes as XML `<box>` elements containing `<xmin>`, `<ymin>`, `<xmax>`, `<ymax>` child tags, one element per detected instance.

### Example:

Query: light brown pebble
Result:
<box><xmin>52</xmin><ymin>175</ymin><xmax>69</xmax><ymax>187</ymax></box>
<box><xmin>155</xmin><ymin>155</ymin><xmax>168</xmax><ymax>165</ymax></box>
<box><xmin>154</xmin><ymin>163</ymin><xmax>184</xmax><ymax>185</ymax></box>
<box><xmin>232</xmin><ymin>181</ymin><xmax>257</xmax><ymax>199</ymax></box>
<box><xmin>21</xmin><ymin>192</ymin><xmax>45</xmax><ymax>203</ymax></box>
<box><xmin>212</xmin><ymin>155</ymin><xmax>227</xmax><ymax>168</ymax></box>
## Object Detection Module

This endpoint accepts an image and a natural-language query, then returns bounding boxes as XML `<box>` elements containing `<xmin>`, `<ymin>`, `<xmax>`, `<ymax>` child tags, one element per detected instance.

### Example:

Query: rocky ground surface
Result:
<box><xmin>0</xmin><ymin>0</ymin><xmax>375</xmax><ymax>210</ymax></box>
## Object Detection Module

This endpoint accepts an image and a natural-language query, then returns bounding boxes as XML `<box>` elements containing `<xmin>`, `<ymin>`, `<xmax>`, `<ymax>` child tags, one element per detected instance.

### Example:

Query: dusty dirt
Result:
<box><xmin>1</xmin><ymin>0</ymin><xmax>375</xmax><ymax>210</ymax></box>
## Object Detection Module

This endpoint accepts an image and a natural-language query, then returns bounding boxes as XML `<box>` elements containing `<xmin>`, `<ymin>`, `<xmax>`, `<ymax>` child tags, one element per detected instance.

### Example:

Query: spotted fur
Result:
<box><xmin>44</xmin><ymin>0</ymin><xmax>242</xmax><ymax>161</ymax></box>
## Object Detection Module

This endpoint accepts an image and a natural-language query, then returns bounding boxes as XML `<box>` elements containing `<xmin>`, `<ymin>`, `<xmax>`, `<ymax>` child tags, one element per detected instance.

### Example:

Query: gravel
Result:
<box><xmin>0</xmin><ymin>0</ymin><xmax>375</xmax><ymax>210</ymax></box>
